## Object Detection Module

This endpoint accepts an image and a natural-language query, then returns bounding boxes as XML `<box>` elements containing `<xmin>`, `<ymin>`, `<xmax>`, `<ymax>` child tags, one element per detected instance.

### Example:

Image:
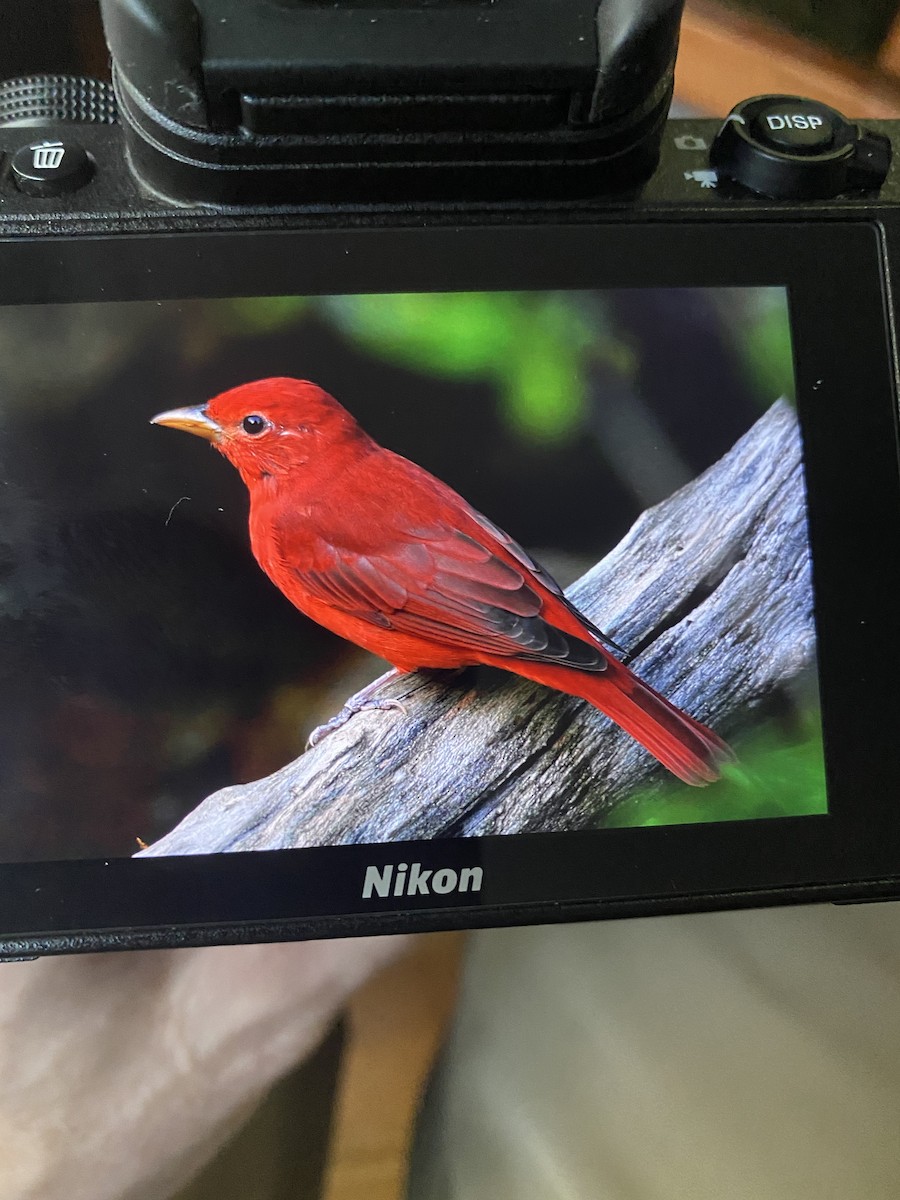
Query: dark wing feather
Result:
<box><xmin>471</xmin><ymin>510</ymin><xmax>624</xmax><ymax>654</ymax></box>
<box><xmin>299</xmin><ymin>527</ymin><xmax>608</xmax><ymax>673</ymax></box>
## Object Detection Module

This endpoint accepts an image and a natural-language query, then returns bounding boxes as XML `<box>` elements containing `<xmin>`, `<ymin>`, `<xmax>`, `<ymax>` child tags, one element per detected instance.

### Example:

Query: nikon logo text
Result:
<box><xmin>362</xmin><ymin>862</ymin><xmax>483</xmax><ymax>899</ymax></box>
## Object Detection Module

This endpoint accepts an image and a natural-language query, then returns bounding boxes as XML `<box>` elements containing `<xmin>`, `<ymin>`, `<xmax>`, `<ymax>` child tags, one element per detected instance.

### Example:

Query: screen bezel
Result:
<box><xmin>1</xmin><ymin>218</ymin><xmax>899</xmax><ymax>955</ymax></box>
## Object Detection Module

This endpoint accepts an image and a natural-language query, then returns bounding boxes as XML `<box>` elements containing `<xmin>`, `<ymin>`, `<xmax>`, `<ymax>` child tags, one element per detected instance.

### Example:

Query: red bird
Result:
<box><xmin>152</xmin><ymin>378</ymin><xmax>731</xmax><ymax>785</ymax></box>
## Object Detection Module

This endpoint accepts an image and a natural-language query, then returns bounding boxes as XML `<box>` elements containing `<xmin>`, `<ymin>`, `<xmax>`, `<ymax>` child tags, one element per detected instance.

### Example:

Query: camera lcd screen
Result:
<box><xmin>0</xmin><ymin>283</ymin><xmax>822</xmax><ymax>865</ymax></box>
<box><xmin>0</xmin><ymin>219</ymin><xmax>899</xmax><ymax>952</ymax></box>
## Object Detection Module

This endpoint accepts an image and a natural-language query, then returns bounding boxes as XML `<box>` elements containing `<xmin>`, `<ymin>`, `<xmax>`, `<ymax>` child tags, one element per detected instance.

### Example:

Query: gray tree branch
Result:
<box><xmin>141</xmin><ymin>399</ymin><xmax>813</xmax><ymax>854</ymax></box>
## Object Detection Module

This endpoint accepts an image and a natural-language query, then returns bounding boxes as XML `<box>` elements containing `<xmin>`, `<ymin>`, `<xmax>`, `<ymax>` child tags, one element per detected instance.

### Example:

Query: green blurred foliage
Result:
<box><xmin>214</xmin><ymin>295</ymin><xmax>311</xmax><ymax>333</ymax></box>
<box><xmin>731</xmin><ymin>290</ymin><xmax>797</xmax><ymax>405</ymax></box>
<box><xmin>321</xmin><ymin>292</ymin><xmax>611</xmax><ymax>444</ymax></box>
<box><xmin>199</xmin><ymin>285</ymin><xmax>794</xmax><ymax>441</ymax></box>
<box><xmin>606</xmin><ymin>716</ymin><xmax>827</xmax><ymax>829</ymax></box>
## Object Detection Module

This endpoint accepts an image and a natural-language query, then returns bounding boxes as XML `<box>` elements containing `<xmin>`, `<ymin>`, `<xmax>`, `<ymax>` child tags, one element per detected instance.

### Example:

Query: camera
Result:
<box><xmin>1</xmin><ymin>0</ymin><xmax>899</xmax><ymax>959</ymax></box>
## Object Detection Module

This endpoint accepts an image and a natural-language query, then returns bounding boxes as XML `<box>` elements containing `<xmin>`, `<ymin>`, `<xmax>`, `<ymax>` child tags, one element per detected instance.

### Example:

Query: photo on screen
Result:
<box><xmin>0</xmin><ymin>286</ymin><xmax>824</xmax><ymax>864</ymax></box>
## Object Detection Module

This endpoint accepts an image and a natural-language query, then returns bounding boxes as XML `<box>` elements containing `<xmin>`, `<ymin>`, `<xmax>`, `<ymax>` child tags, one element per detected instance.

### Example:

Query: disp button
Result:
<box><xmin>750</xmin><ymin>102</ymin><xmax>836</xmax><ymax>154</ymax></box>
<box><xmin>711</xmin><ymin>94</ymin><xmax>891</xmax><ymax>199</ymax></box>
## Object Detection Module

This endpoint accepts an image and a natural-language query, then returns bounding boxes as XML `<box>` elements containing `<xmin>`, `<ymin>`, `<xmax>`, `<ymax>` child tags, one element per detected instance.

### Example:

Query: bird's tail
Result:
<box><xmin>511</xmin><ymin>657</ymin><xmax>732</xmax><ymax>786</ymax></box>
<box><xmin>591</xmin><ymin>662</ymin><xmax>732</xmax><ymax>785</ymax></box>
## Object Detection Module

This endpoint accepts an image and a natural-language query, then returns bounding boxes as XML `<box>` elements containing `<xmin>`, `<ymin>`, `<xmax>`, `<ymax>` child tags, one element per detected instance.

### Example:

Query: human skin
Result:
<box><xmin>0</xmin><ymin>936</ymin><xmax>405</xmax><ymax>1200</ymax></box>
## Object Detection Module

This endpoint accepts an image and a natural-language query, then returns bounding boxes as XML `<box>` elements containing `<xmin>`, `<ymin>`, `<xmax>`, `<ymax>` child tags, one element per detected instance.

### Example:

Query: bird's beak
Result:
<box><xmin>150</xmin><ymin>405</ymin><xmax>222</xmax><ymax>443</ymax></box>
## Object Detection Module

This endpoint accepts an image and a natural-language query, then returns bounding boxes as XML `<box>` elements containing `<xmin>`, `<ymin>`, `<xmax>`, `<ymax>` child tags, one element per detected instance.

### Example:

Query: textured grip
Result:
<box><xmin>0</xmin><ymin>75</ymin><xmax>117</xmax><ymax>128</ymax></box>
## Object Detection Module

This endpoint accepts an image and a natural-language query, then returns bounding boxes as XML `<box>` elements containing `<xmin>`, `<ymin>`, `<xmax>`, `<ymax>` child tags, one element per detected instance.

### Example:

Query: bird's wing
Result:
<box><xmin>299</xmin><ymin>518</ymin><xmax>609</xmax><ymax>673</ymax></box>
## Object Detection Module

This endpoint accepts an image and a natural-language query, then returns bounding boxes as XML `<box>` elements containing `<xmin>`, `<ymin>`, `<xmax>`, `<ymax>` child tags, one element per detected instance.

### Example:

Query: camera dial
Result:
<box><xmin>0</xmin><ymin>76</ymin><xmax>117</xmax><ymax>197</ymax></box>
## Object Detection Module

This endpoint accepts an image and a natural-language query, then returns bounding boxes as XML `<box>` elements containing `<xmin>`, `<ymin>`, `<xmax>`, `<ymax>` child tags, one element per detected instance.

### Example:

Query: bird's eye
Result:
<box><xmin>241</xmin><ymin>414</ymin><xmax>268</xmax><ymax>436</ymax></box>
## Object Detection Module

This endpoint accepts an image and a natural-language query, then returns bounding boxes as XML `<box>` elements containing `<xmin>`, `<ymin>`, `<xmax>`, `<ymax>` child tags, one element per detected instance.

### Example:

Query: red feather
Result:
<box><xmin>157</xmin><ymin>378</ymin><xmax>732</xmax><ymax>786</ymax></box>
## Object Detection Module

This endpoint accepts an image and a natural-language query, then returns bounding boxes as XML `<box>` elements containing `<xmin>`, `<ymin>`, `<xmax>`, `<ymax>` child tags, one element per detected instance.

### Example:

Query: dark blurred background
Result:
<box><xmin>7</xmin><ymin>0</ymin><xmax>900</xmax><ymax>105</ymax></box>
<box><xmin>8</xmin><ymin>0</ymin><xmax>900</xmax><ymax>78</ymax></box>
<box><xmin>724</xmin><ymin>0</ymin><xmax>900</xmax><ymax>61</ymax></box>
<box><xmin>0</xmin><ymin>0</ymin><xmax>108</xmax><ymax>80</ymax></box>
<box><xmin>7</xmin><ymin>0</ymin><xmax>900</xmax><ymax>124</ymax></box>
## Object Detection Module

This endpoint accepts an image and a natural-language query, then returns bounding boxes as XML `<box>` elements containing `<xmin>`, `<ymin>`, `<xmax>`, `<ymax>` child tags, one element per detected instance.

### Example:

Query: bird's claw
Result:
<box><xmin>308</xmin><ymin>696</ymin><xmax>407</xmax><ymax>748</ymax></box>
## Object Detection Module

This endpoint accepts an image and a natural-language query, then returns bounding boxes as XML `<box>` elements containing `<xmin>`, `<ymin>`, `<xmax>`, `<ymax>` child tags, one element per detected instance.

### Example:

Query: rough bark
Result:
<box><xmin>141</xmin><ymin>399</ymin><xmax>814</xmax><ymax>854</ymax></box>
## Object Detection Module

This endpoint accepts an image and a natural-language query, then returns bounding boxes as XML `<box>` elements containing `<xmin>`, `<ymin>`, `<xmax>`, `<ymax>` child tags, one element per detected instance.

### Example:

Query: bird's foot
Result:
<box><xmin>307</xmin><ymin>668</ymin><xmax>406</xmax><ymax>748</ymax></box>
<box><xmin>308</xmin><ymin>697</ymin><xmax>407</xmax><ymax>747</ymax></box>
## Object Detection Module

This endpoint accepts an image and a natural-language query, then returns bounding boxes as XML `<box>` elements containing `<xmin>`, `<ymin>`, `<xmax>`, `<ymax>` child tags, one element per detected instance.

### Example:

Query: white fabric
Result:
<box><xmin>409</xmin><ymin>904</ymin><xmax>900</xmax><ymax>1199</ymax></box>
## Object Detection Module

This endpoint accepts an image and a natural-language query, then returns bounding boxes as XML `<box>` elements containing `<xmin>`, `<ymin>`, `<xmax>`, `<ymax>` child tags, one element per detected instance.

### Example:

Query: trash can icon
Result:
<box><xmin>32</xmin><ymin>143</ymin><xmax>66</xmax><ymax>171</ymax></box>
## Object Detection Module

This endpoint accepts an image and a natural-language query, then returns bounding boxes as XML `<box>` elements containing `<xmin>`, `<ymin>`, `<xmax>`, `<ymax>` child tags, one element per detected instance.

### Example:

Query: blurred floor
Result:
<box><xmin>174</xmin><ymin>932</ymin><xmax>465</xmax><ymax>1200</ymax></box>
<box><xmin>407</xmin><ymin>906</ymin><xmax>900</xmax><ymax>1200</ymax></box>
<box><xmin>174</xmin><ymin>1022</ymin><xmax>345</xmax><ymax>1200</ymax></box>
<box><xmin>323</xmin><ymin>932</ymin><xmax>466</xmax><ymax>1200</ymax></box>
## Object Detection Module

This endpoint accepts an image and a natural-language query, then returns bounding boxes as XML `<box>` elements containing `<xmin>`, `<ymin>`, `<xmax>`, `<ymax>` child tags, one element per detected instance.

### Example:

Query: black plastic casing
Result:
<box><xmin>99</xmin><ymin>0</ymin><xmax>685</xmax><ymax>204</ymax></box>
<box><xmin>0</xmin><ymin>117</ymin><xmax>899</xmax><ymax>958</ymax></box>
